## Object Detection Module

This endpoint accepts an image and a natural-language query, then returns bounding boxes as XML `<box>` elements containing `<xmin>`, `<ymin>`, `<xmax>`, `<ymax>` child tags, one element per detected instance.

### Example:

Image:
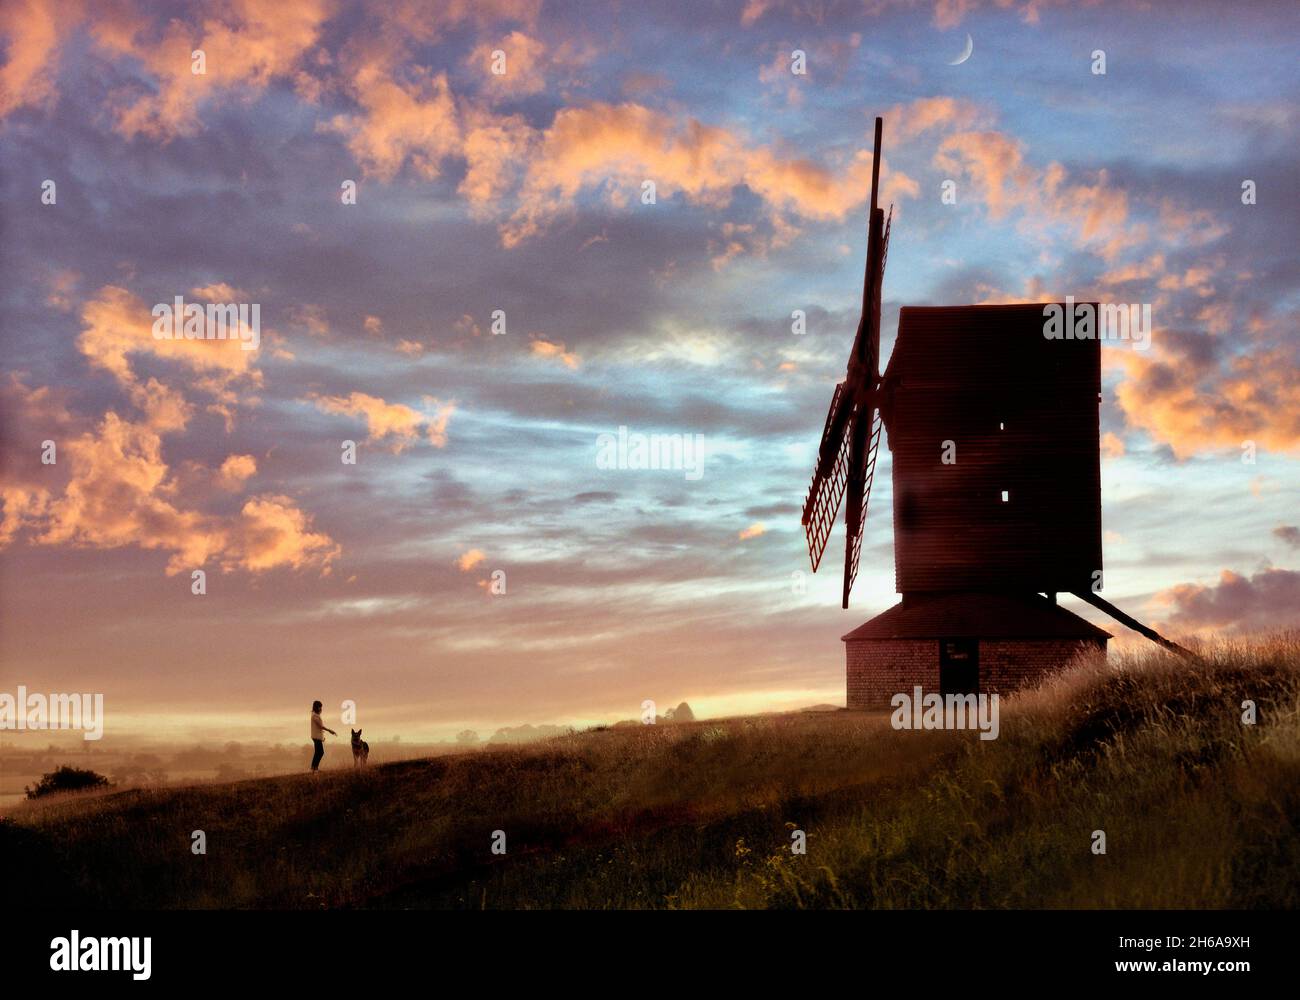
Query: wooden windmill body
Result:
<box><xmin>802</xmin><ymin>118</ymin><xmax>1189</xmax><ymax>707</ymax></box>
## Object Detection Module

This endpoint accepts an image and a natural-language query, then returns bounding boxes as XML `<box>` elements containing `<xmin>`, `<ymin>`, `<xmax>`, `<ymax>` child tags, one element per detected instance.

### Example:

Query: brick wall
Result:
<box><xmin>845</xmin><ymin>639</ymin><xmax>935</xmax><ymax>710</ymax></box>
<box><xmin>979</xmin><ymin>639</ymin><xmax>1104</xmax><ymax>695</ymax></box>
<box><xmin>845</xmin><ymin>637</ymin><xmax>1105</xmax><ymax>710</ymax></box>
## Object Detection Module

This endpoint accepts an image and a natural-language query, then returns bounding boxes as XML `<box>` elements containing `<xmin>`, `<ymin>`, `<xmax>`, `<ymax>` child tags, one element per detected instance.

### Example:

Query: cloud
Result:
<box><xmin>502</xmin><ymin>101</ymin><xmax>917</xmax><ymax>246</ymax></box>
<box><xmin>290</xmin><ymin>304</ymin><xmax>331</xmax><ymax>338</ymax></box>
<box><xmin>739</xmin><ymin>0</ymin><xmax>774</xmax><ymax>26</ymax></box>
<box><xmin>38</xmin><ymin>411</ymin><xmax>226</xmax><ymax>572</ymax></box>
<box><xmin>530</xmin><ymin>338</ymin><xmax>580</xmax><ymax>368</ymax></box>
<box><xmin>0</xmin><ymin>377</ymin><xmax>75</xmax><ymax>545</ymax></box>
<box><xmin>457</xmin><ymin>548</ymin><xmax>486</xmax><ymax>571</ymax></box>
<box><xmin>309</xmin><ymin>391</ymin><xmax>454</xmax><ymax>450</ymax></box>
<box><xmin>78</xmin><ymin>285</ymin><xmax>261</xmax><ymax>429</ymax></box>
<box><xmin>1112</xmin><ymin>329</ymin><xmax>1300</xmax><ymax>458</ymax></box>
<box><xmin>0</xmin><ymin>0</ymin><xmax>70</xmax><ymax>117</ymax></box>
<box><xmin>322</xmin><ymin>53</ymin><xmax>461</xmax><ymax>181</ymax></box>
<box><xmin>738</xmin><ymin>522</ymin><xmax>766</xmax><ymax>540</ymax></box>
<box><xmin>0</xmin><ymin>378</ymin><xmax>336</xmax><ymax>575</ymax></box>
<box><xmin>1156</xmin><ymin>567</ymin><xmax>1300</xmax><ymax>634</ymax></box>
<box><xmin>468</xmin><ymin>30</ymin><xmax>547</xmax><ymax>96</ymax></box>
<box><xmin>1100</xmin><ymin>431</ymin><xmax>1125</xmax><ymax>459</ymax></box>
<box><xmin>932</xmin><ymin>0</ymin><xmax>981</xmax><ymax>28</ymax></box>
<box><xmin>191</xmin><ymin>282</ymin><xmax>250</xmax><ymax>302</ymax></box>
<box><xmin>423</xmin><ymin>397</ymin><xmax>455</xmax><ymax>447</ymax></box>
<box><xmin>934</xmin><ymin>129</ymin><xmax>1135</xmax><ymax>259</ymax></box>
<box><xmin>932</xmin><ymin>0</ymin><xmax>1066</xmax><ymax>28</ymax></box>
<box><xmin>217</xmin><ymin>454</ymin><xmax>258</xmax><ymax>491</ymax></box>
<box><xmin>230</xmin><ymin>494</ymin><xmax>340</xmax><ymax>573</ymax></box>
<box><xmin>92</xmin><ymin>0</ymin><xmax>334</xmax><ymax>139</ymax></box>
<box><xmin>1274</xmin><ymin>525</ymin><xmax>1300</xmax><ymax>549</ymax></box>
<box><xmin>886</xmin><ymin>95</ymin><xmax>986</xmax><ymax>141</ymax></box>
<box><xmin>458</xmin><ymin>106</ymin><xmax>535</xmax><ymax>209</ymax></box>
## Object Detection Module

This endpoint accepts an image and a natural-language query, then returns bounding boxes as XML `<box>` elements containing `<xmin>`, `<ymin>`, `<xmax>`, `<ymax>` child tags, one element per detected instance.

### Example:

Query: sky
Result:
<box><xmin>1</xmin><ymin>0</ymin><xmax>1297</xmax><ymax>744</ymax></box>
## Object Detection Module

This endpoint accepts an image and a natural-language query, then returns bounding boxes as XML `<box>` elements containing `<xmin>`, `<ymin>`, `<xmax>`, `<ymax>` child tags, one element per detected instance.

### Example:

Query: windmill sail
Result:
<box><xmin>841</xmin><ymin>410</ymin><xmax>882</xmax><ymax>606</ymax></box>
<box><xmin>802</xmin><ymin>116</ymin><xmax>891</xmax><ymax>608</ymax></box>
<box><xmin>802</xmin><ymin>383</ymin><xmax>852</xmax><ymax>570</ymax></box>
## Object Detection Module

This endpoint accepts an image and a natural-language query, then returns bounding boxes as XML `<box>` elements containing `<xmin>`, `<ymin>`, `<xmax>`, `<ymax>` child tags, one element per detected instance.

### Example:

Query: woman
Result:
<box><xmin>310</xmin><ymin>700</ymin><xmax>336</xmax><ymax>771</ymax></box>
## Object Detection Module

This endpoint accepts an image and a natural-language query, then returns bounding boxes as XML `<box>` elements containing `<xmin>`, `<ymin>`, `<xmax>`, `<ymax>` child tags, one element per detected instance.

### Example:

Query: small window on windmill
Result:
<box><xmin>1001</xmin><ymin>490</ymin><xmax>1010</xmax><ymax>503</ymax></box>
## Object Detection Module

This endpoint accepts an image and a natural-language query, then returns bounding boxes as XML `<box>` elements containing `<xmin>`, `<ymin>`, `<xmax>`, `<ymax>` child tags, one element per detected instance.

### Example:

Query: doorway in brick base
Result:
<box><xmin>939</xmin><ymin>638</ymin><xmax>979</xmax><ymax>696</ymax></box>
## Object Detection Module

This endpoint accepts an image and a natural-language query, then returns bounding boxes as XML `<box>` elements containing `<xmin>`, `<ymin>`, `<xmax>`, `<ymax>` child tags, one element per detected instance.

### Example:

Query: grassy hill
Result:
<box><xmin>8</xmin><ymin>635</ymin><xmax>1300</xmax><ymax>909</ymax></box>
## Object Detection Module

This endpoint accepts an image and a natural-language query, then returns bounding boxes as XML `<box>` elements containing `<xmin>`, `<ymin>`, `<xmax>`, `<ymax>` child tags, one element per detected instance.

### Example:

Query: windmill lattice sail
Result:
<box><xmin>802</xmin><ymin>383</ymin><xmax>851</xmax><ymax>571</ymax></box>
<box><xmin>803</xmin><ymin>116</ymin><xmax>889</xmax><ymax>608</ymax></box>
<box><xmin>841</xmin><ymin>410</ymin><xmax>882</xmax><ymax>605</ymax></box>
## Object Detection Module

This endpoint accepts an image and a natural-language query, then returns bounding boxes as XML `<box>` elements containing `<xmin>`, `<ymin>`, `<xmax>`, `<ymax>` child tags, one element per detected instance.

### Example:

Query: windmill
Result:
<box><xmin>802</xmin><ymin>116</ymin><xmax>1193</xmax><ymax>660</ymax></box>
<box><xmin>801</xmin><ymin>117</ymin><xmax>891</xmax><ymax>610</ymax></box>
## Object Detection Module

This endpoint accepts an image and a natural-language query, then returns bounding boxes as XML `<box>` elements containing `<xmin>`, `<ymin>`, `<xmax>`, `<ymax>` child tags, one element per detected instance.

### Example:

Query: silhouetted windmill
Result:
<box><xmin>802</xmin><ymin>116</ymin><xmax>1192</xmax><ymax>663</ymax></box>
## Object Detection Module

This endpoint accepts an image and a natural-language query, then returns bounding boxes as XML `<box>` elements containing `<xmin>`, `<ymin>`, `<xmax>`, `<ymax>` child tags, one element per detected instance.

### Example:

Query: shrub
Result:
<box><xmin>25</xmin><ymin>765</ymin><xmax>112</xmax><ymax>800</ymax></box>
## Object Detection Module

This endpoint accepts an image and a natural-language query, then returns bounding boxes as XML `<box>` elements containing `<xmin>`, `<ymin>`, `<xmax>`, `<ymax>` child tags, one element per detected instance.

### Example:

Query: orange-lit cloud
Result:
<box><xmin>457</xmin><ymin>548</ymin><xmax>486</xmax><ymax>571</ymax></box>
<box><xmin>738</xmin><ymin>522</ymin><xmax>766</xmax><ymax>540</ymax></box>
<box><xmin>290</xmin><ymin>303</ymin><xmax>331</xmax><ymax>337</ymax></box>
<box><xmin>0</xmin><ymin>380</ymin><xmax>336</xmax><ymax>576</ymax></box>
<box><xmin>469</xmin><ymin>31</ymin><xmax>547</xmax><ymax>96</ymax></box>
<box><xmin>229</xmin><ymin>494</ymin><xmax>340</xmax><ymax>573</ymax></box>
<box><xmin>0</xmin><ymin>0</ymin><xmax>72</xmax><ymax>117</ymax></box>
<box><xmin>1100</xmin><ymin>431</ymin><xmax>1125</xmax><ymax>459</ymax></box>
<box><xmin>217</xmin><ymin>454</ymin><xmax>258</xmax><ymax>491</ymax></box>
<box><xmin>934</xmin><ymin>130</ymin><xmax>1135</xmax><ymax>259</ymax></box>
<box><xmin>886</xmin><ymin>95</ymin><xmax>986</xmax><ymax>141</ymax></box>
<box><xmin>91</xmin><ymin>0</ymin><xmax>334</xmax><ymax>139</ymax></box>
<box><xmin>1112</xmin><ymin>337</ymin><xmax>1300</xmax><ymax>458</ymax></box>
<box><xmin>502</xmin><ymin>101</ymin><xmax>917</xmax><ymax>246</ymax></box>
<box><xmin>459</xmin><ymin>107</ymin><xmax>535</xmax><ymax>209</ymax></box>
<box><xmin>309</xmin><ymin>391</ymin><xmax>454</xmax><ymax>450</ymax></box>
<box><xmin>530</xmin><ymin>338</ymin><xmax>580</xmax><ymax>368</ymax></box>
<box><xmin>80</xmin><ymin>286</ymin><xmax>260</xmax><ymax>386</ymax></box>
<box><xmin>323</xmin><ymin>52</ymin><xmax>461</xmax><ymax>181</ymax></box>
<box><xmin>191</xmin><ymin>282</ymin><xmax>250</xmax><ymax>302</ymax></box>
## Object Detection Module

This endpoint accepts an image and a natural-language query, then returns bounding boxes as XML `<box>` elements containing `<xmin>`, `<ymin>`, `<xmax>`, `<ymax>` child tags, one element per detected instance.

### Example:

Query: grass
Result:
<box><xmin>9</xmin><ymin>633</ymin><xmax>1300</xmax><ymax>909</ymax></box>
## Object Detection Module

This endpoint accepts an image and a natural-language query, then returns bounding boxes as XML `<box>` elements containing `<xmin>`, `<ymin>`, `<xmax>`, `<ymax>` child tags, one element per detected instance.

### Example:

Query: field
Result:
<box><xmin>8</xmin><ymin>635</ymin><xmax>1300</xmax><ymax>909</ymax></box>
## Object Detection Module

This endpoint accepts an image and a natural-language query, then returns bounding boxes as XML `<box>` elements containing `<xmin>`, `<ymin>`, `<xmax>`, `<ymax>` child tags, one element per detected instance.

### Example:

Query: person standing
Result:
<box><xmin>310</xmin><ymin>700</ymin><xmax>336</xmax><ymax>771</ymax></box>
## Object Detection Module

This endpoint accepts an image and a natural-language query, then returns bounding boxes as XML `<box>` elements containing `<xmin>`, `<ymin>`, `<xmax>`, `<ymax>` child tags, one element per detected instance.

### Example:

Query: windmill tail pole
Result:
<box><xmin>1069</xmin><ymin>590</ymin><xmax>1199</xmax><ymax>661</ymax></box>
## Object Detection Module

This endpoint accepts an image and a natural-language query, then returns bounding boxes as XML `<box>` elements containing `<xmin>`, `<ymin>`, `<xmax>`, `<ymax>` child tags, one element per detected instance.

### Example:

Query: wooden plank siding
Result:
<box><xmin>884</xmin><ymin>304</ymin><xmax>1102</xmax><ymax>594</ymax></box>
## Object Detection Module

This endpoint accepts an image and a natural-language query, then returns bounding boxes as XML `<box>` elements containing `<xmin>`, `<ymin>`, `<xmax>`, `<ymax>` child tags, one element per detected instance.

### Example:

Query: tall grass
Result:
<box><xmin>9</xmin><ymin>633</ymin><xmax>1299</xmax><ymax>909</ymax></box>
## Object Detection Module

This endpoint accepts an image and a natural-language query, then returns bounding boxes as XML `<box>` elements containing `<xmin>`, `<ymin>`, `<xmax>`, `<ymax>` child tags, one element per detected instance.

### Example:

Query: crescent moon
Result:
<box><xmin>948</xmin><ymin>33</ymin><xmax>973</xmax><ymax>65</ymax></box>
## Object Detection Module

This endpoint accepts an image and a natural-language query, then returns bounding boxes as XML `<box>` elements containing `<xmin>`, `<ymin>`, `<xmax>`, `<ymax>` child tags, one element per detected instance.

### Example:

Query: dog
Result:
<box><xmin>351</xmin><ymin>729</ymin><xmax>370</xmax><ymax>767</ymax></box>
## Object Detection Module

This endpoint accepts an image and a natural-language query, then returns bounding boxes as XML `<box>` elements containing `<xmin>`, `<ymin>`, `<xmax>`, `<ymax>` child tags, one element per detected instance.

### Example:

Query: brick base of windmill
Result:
<box><xmin>841</xmin><ymin>592</ymin><xmax>1109</xmax><ymax>710</ymax></box>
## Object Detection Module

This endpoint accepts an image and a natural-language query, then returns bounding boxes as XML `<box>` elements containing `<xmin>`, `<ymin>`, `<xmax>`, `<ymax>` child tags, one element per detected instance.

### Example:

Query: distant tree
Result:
<box><xmin>673</xmin><ymin>702</ymin><xmax>695</xmax><ymax>722</ymax></box>
<box><xmin>25</xmin><ymin>766</ymin><xmax>112</xmax><ymax>800</ymax></box>
<box><xmin>456</xmin><ymin>730</ymin><xmax>479</xmax><ymax>745</ymax></box>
